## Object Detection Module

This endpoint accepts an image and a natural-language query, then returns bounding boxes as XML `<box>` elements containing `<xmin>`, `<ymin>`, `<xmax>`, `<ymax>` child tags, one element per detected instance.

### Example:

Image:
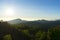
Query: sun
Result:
<box><xmin>5</xmin><ymin>7</ymin><xmax>14</xmax><ymax>16</ymax></box>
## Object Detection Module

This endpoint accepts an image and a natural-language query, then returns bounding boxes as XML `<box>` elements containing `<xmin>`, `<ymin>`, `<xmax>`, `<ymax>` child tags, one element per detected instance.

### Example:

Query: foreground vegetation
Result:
<box><xmin>0</xmin><ymin>21</ymin><xmax>60</xmax><ymax>40</ymax></box>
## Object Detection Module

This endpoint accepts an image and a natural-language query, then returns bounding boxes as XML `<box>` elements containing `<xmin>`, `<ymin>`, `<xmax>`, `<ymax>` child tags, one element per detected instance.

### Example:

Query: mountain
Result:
<box><xmin>8</xmin><ymin>19</ymin><xmax>27</xmax><ymax>24</ymax></box>
<box><xmin>7</xmin><ymin>19</ymin><xmax>60</xmax><ymax>31</ymax></box>
<box><xmin>25</xmin><ymin>20</ymin><xmax>60</xmax><ymax>27</ymax></box>
<box><xmin>8</xmin><ymin>19</ymin><xmax>60</xmax><ymax>25</ymax></box>
<box><xmin>8</xmin><ymin>18</ymin><xmax>60</xmax><ymax>27</ymax></box>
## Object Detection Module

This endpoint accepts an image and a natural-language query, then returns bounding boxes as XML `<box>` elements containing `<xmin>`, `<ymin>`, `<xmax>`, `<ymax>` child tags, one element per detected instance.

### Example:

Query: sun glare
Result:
<box><xmin>5</xmin><ymin>7</ymin><xmax>14</xmax><ymax>16</ymax></box>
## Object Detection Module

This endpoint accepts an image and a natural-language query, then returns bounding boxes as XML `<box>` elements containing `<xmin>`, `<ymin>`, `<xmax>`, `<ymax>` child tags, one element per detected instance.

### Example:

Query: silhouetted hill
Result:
<box><xmin>8</xmin><ymin>19</ymin><xmax>27</xmax><ymax>24</ymax></box>
<box><xmin>8</xmin><ymin>19</ymin><xmax>60</xmax><ymax>27</ymax></box>
<box><xmin>8</xmin><ymin>19</ymin><xmax>49</xmax><ymax>24</ymax></box>
<box><xmin>7</xmin><ymin>19</ymin><xmax>60</xmax><ymax>31</ymax></box>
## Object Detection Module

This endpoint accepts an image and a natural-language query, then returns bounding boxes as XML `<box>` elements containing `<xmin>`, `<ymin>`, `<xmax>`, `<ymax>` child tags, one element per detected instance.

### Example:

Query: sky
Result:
<box><xmin>0</xmin><ymin>0</ymin><xmax>60</xmax><ymax>21</ymax></box>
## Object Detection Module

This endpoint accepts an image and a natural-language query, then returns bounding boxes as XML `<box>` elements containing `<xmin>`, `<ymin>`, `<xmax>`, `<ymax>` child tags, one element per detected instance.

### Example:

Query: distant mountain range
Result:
<box><xmin>8</xmin><ymin>18</ymin><xmax>60</xmax><ymax>24</ymax></box>
<box><xmin>7</xmin><ymin>19</ymin><xmax>49</xmax><ymax>24</ymax></box>
<box><xmin>7</xmin><ymin>18</ymin><xmax>60</xmax><ymax>31</ymax></box>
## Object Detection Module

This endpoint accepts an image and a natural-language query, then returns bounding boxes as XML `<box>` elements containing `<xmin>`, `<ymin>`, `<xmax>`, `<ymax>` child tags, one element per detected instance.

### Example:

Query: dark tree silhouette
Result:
<box><xmin>0</xmin><ymin>22</ymin><xmax>30</xmax><ymax>40</ymax></box>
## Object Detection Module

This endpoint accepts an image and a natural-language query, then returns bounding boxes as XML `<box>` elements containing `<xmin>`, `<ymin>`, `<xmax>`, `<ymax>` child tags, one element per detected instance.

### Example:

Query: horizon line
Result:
<box><xmin>0</xmin><ymin>18</ymin><xmax>60</xmax><ymax>21</ymax></box>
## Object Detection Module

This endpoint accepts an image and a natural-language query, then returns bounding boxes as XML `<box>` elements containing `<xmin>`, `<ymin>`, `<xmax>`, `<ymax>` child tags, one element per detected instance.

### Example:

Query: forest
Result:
<box><xmin>0</xmin><ymin>20</ymin><xmax>60</xmax><ymax>40</ymax></box>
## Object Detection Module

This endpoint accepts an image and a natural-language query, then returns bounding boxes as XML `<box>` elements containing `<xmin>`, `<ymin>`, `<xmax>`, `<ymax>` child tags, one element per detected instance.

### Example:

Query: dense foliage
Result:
<box><xmin>0</xmin><ymin>21</ymin><xmax>60</xmax><ymax>40</ymax></box>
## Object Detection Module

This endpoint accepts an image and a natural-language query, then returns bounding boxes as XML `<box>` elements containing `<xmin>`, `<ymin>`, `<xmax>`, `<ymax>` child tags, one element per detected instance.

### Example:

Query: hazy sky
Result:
<box><xmin>0</xmin><ymin>0</ymin><xmax>60</xmax><ymax>21</ymax></box>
